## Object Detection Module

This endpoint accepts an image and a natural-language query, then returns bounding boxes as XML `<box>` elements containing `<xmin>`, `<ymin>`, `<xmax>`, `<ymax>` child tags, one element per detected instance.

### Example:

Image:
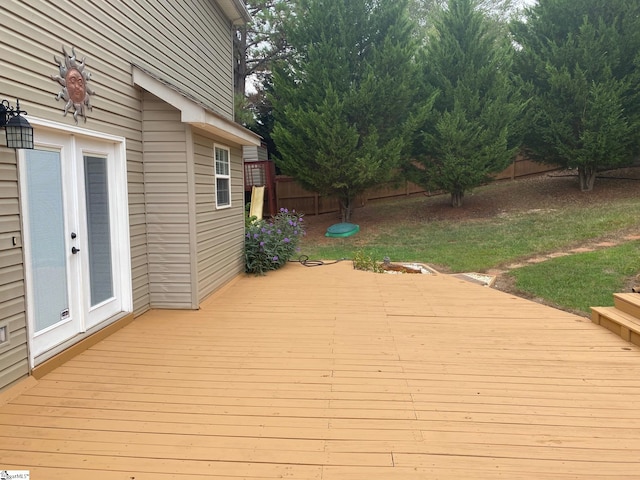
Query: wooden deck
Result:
<box><xmin>2</xmin><ymin>262</ymin><xmax>640</xmax><ymax>479</ymax></box>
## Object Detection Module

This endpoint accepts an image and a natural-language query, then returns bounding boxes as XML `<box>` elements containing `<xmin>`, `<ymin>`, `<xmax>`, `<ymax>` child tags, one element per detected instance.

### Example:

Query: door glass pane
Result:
<box><xmin>25</xmin><ymin>149</ymin><xmax>70</xmax><ymax>332</ymax></box>
<box><xmin>84</xmin><ymin>155</ymin><xmax>114</xmax><ymax>306</ymax></box>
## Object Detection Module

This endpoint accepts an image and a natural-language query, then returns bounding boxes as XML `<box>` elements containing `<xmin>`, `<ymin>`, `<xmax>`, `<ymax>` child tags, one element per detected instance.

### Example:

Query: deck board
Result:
<box><xmin>1</xmin><ymin>262</ymin><xmax>640</xmax><ymax>477</ymax></box>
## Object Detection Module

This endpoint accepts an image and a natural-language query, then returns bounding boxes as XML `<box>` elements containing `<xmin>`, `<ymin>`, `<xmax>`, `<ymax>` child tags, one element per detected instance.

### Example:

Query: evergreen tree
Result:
<box><xmin>409</xmin><ymin>0</ymin><xmax>523</xmax><ymax>207</ymax></box>
<box><xmin>512</xmin><ymin>0</ymin><xmax>640</xmax><ymax>191</ymax></box>
<box><xmin>270</xmin><ymin>0</ymin><xmax>424</xmax><ymax>222</ymax></box>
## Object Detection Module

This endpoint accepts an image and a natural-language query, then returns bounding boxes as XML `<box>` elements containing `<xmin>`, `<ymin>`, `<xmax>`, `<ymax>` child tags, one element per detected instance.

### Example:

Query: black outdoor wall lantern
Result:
<box><xmin>0</xmin><ymin>99</ymin><xmax>34</xmax><ymax>149</ymax></box>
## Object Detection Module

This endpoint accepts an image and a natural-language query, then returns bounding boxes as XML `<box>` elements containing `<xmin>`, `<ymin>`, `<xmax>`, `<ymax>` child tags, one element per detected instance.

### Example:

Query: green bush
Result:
<box><xmin>245</xmin><ymin>208</ymin><xmax>306</xmax><ymax>274</ymax></box>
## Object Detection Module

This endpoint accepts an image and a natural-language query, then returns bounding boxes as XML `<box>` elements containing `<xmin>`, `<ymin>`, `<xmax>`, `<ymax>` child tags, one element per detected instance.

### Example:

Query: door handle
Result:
<box><xmin>71</xmin><ymin>246</ymin><xmax>80</xmax><ymax>254</ymax></box>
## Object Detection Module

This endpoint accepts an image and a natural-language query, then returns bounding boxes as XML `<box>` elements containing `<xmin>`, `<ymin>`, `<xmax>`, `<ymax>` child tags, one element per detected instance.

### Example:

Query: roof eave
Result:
<box><xmin>132</xmin><ymin>65</ymin><xmax>261</xmax><ymax>147</ymax></box>
<box><xmin>216</xmin><ymin>0</ymin><xmax>252</xmax><ymax>25</ymax></box>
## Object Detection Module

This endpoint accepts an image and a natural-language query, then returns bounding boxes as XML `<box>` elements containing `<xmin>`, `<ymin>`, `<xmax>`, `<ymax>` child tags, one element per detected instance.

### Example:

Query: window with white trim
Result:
<box><xmin>214</xmin><ymin>145</ymin><xmax>231</xmax><ymax>208</ymax></box>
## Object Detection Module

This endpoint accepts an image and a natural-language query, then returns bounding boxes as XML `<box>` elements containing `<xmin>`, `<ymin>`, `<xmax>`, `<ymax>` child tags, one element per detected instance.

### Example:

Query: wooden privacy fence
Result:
<box><xmin>275</xmin><ymin>177</ymin><xmax>424</xmax><ymax>216</ymax></box>
<box><xmin>494</xmin><ymin>155</ymin><xmax>556</xmax><ymax>180</ymax></box>
<box><xmin>275</xmin><ymin>156</ymin><xmax>557</xmax><ymax>216</ymax></box>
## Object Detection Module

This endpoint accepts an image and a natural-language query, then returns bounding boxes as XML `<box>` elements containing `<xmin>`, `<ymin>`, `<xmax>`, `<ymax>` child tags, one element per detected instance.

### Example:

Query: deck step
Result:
<box><xmin>614</xmin><ymin>293</ymin><xmax>640</xmax><ymax>319</ymax></box>
<box><xmin>591</xmin><ymin>306</ymin><xmax>640</xmax><ymax>346</ymax></box>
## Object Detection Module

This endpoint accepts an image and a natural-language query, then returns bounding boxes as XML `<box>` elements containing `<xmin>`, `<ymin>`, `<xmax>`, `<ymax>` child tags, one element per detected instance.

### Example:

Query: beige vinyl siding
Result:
<box><xmin>243</xmin><ymin>145</ymin><xmax>269</xmax><ymax>162</ymax></box>
<box><xmin>195</xmin><ymin>134</ymin><xmax>245</xmax><ymax>301</ymax></box>
<box><xmin>0</xmin><ymin>149</ymin><xmax>29</xmax><ymax>389</ymax></box>
<box><xmin>142</xmin><ymin>92</ymin><xmax>195</xmax><ymax>310</ymax></box>
<box><xmin>0</xmin><ymin>0</ymin><xmax>247</xmax><ymax>389</ymax></box>
<box><xmin>2</xmin><ymin>1</ymin><xmax>234</xmax><ymax>118</ymax></box>
<box><xmin>1</xmin><ymin>0</ymin><xmax>238</xmax><ymax>316</ymax></box>
<box><xmin>127</xmin><ymin>151</ymin><xmax>150</xmax><ymax>316</ymax></box>
<box><xmin>1</xmin><ymin>4</ymin><xmax>148</xmax><ymax>315</ymax></box>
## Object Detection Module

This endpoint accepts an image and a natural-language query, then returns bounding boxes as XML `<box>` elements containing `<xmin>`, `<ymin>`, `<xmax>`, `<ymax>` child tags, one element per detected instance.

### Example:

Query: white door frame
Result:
<box><xmin>18</xmin><ymin>118</ymin><xmax>132</xmax><ymax>367</ymax></box>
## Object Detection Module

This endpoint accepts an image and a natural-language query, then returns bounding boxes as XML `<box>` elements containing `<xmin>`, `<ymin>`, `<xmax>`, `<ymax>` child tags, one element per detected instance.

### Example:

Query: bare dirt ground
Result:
<box><xmin>302</xmin><ymin>166</ymin><xmax>640</xmax><ymax>294</ymax></box>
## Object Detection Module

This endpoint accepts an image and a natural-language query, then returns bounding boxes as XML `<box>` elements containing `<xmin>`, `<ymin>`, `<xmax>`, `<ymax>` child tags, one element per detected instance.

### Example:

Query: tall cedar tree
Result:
<box><xmin>409</xmin><ymin>0</ymin><xmax>523</xmax><ymax>207</ymax></box>
<box><xmin>270</xmin><ymin>0</ymin><xmax>424</xmax><ymax>222</ymax></box>
<box><xmin>511</xmin><ymin>0</ymin><xmax>640</xmax><ymax>191</ymax></box>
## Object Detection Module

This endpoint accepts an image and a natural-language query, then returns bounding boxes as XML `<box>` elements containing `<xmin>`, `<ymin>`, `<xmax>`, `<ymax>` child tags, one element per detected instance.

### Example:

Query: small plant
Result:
<box><xmin>245</xmin><ymin>208</ymin><xmax>306</xmax><ymax>274</ymax></box>
<box><xmin>244</xmin><ymin>203</ymin><xmax>255</xmax><ymax>226</ymax></box>
<box><xmin>352</xmin><ymin>249</ymin><xmax>384</xmax><ymax>273</ymax></box>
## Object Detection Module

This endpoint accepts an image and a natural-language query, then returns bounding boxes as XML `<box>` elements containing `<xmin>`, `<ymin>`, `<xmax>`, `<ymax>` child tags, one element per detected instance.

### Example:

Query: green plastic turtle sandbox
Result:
<box><xmin>325</xmin><ymin>223</ymin><xmax>360</xmax><ymax>238</ymax></box>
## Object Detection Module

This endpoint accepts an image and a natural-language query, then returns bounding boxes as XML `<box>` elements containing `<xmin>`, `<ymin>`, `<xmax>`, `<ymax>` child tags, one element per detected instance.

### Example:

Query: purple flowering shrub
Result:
<box><xmin>245</xmin><ymin>208</ymin><xmax>306</xmax><ymax>274</ymax></box>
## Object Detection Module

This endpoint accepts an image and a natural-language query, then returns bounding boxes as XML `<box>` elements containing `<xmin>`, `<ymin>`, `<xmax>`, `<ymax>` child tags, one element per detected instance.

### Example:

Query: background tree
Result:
<box><xmin>270</xmin><ymin>0</ymin><xmax>425</xmax><ymax>222</ymax></box>
<box><xmin>246</xmin><ymin>75</ymin><xmax>279</xmax><ymax>160</ymax></box>
<box><xmin>409</xmin><ymin>0</ymin><xmax>523</xmax><ymax>207</ymax></box>
<box><xmin>512</xmin><ymin>0</ymin><xmax>640</xmax><ymax>191</ymax></box>
<box><xmin>408</xmin><ymin>0</ymin><xmax>522</xmax><ymax>38</ymax></box>
<box><xmin>233</xmin><ymin>0</ymin><xmax>295</xmax><ymax>128</ymax></box>
<box><xmin>233</xmin><ymin>0</ymin><xmax>294</xmax><ymax>96</ymax></box>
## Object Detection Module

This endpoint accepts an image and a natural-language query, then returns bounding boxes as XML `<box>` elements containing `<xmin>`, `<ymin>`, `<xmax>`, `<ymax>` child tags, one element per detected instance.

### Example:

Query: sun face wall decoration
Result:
<box><xmin>50</xmin><ymin>46</ymin><xmax>94</xmax><ymax>124</ymax></box>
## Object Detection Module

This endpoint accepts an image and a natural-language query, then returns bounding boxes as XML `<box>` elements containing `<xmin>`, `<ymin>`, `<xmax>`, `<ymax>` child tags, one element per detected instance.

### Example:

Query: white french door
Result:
<box><xmin>20</xmin><ymin>129</ymin><xmax>131</xmax><ymax>361</ymax></box>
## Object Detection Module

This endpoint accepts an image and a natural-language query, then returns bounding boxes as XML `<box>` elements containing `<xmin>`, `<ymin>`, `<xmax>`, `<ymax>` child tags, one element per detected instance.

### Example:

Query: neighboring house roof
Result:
<box><xmin>216</xmin><ymin>0</ymin><xmax>251</xmax><ymax>25</ymax></box>
<box><xmin>132</xmin><ymin>65</ymin><xmax>261</xmax><ymax>147</ymax></box>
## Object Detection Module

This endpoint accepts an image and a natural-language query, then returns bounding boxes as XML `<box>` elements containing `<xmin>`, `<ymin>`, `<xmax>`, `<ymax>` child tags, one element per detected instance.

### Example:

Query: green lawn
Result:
<box><xmin>301</xmin><ymin>199</ymin><xmax>640</xmax><ymax>272</ymax></box>
<box><xmin>508</xmin><ymin>241</ymin><xmax>640</xmax><ymax>314</ymax></box>
<box><xmin>299</xmin><ymin>188</ymin><xmax>640</xmax><ymax>315</ymax></box>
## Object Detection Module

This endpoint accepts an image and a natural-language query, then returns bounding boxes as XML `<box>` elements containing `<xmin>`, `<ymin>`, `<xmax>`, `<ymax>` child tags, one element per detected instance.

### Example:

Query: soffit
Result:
<box><xmin>216</xmin><ymin>0</ymin><xmax>252</xmax><ymax>25</ymax></box>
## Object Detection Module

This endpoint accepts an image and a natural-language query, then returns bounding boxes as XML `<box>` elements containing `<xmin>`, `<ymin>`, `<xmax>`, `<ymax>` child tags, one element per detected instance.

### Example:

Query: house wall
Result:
<box><xmin>0</xmin><ymin>0</ymin><xmax>238</xmax><ymax>315</ymax></box>
<box><xmin>141</xmin><ymin>94</ymin><xmax>248</xmax><ymax>308</ymax></box>
<box><xmin>0</xmin><ymin>0</ymin><xmax>249</xmax><ymax>389</ymax></box>
<box><xmin>195</xmin><ymin>134</ymin><xmax>245</xmax><ymax>302</ymax></box>
<box><xmin>0</xmin><ymin>150</ymin><xmax>28</xmax><ymax>390</ymax></box>
<box><xmin>1</xmin><ymin>1</ymin><xmax>235</xmax><ymax>118</ymax></box>
<box><xmin>141</xmin><ymin>92</ymin><xmax>195</xmax><ymax>309</ymax></box>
